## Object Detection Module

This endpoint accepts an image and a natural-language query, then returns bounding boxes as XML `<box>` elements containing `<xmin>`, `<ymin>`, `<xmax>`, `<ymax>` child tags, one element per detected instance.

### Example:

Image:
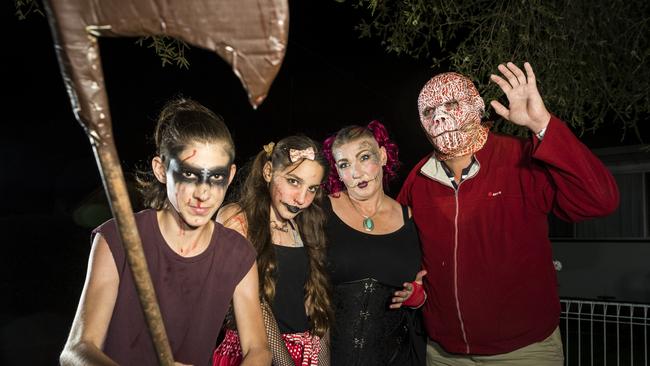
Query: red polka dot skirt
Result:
<box><xmin>213</xmin><ymin>329</ymin><xmax>321</xmax><ymax>366</ymax></box>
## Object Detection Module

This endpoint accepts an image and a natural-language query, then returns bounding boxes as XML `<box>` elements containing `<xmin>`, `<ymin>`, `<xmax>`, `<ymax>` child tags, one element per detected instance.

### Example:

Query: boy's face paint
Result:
<box><xmin>167</xmin><ymin>160</ymin><xmax>232</xmax><ymax>188</ymax></box>
<box><xmin>163</xmin><ymin>142</ymin><xmax>235</xmax><ymax>228</ymax></box>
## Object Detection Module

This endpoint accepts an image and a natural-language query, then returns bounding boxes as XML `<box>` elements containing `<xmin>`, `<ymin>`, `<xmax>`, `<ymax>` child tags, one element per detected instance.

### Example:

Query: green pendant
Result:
<box><xmin>363</xmin><ymin>217</ymin><xmax>374</xmax><ymax>232</ymax></box>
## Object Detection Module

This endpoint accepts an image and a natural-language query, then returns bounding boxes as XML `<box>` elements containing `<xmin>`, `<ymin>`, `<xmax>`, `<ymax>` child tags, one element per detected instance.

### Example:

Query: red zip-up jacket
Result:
<box><xmin>397</xmin><ymin>116</ymin><xmax>619</xmax><ymax>355</ymax></box>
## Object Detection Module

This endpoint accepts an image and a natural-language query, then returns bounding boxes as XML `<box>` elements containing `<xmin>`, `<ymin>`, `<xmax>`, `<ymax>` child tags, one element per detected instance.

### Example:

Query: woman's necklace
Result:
<box><xmin>347</xmin><ymin>193</ymin><xmax>384</xmax><ymax>232</ymax></box>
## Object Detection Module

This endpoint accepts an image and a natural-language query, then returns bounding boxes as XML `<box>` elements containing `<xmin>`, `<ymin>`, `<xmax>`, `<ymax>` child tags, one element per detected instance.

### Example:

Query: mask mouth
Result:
<box><xmin>285</xmin><ymin>204</ymin><xmax>301</xmax><ymax>214</ymax></box>
<box><xmin>432</xmin><ymin>129</ymin><xmax>460</xmax><ymax>138</ymax></box>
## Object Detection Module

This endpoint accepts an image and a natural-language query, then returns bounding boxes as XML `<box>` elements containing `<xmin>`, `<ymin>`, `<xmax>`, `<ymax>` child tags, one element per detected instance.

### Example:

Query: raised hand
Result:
<box><xmin>490</xmin><ymin>62</ymin><xmax>551</xmax><ymax>134</ymax></box>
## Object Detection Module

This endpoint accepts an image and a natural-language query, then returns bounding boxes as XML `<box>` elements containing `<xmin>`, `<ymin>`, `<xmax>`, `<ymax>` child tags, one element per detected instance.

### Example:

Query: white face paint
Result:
<box><xmin>333</xmin><ymin>137</ymin><xmax>386</xmax><ymax>200</ymax></box>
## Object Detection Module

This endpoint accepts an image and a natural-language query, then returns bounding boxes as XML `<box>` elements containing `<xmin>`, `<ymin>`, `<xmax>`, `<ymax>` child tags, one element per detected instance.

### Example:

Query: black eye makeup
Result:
<box><xmin>168</xmin><ymin>159</ymin><xmax>231</xmax><ymax>187</ymax></box>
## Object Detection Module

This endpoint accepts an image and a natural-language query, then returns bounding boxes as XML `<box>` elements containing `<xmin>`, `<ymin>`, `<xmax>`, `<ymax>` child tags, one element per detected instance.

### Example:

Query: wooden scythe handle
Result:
<box><xmin>93</xmin><ymin>140</ymin><xmax>175</xmax><ymax>365</ymax></box>
<box><xmin>44</xmin><ymin>0</ymin><xmax>288</xmax><ymax>363</ymax></box>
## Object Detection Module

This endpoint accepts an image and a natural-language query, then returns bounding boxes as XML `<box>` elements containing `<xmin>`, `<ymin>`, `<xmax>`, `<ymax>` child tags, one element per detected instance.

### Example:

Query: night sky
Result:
<box><xmin>2</xmin><ymin>1</ymin><xmax>643</xmax><ymax>365</ymax></box>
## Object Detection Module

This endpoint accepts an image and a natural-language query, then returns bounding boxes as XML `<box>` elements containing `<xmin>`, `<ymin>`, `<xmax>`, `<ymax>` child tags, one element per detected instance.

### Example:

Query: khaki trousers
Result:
<box><xmin>426</xmin><ymin>327</ymin><xmax>564</xmax><ymax>366</ymax></box>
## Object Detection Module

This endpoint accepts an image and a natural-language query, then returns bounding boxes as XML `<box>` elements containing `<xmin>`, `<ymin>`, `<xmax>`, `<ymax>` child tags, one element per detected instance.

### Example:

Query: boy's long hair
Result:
<box><xmin>234</xmin><ymin>135</ymin><xmax>332</xmax><ymax>336</ymax></box>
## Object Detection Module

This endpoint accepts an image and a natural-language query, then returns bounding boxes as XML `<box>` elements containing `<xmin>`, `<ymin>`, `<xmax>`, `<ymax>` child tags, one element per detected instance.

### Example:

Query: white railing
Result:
<box><xmin>560</xmin><ymin>299</ymin><xmax>649</xmax><ymax>366</ymax></box>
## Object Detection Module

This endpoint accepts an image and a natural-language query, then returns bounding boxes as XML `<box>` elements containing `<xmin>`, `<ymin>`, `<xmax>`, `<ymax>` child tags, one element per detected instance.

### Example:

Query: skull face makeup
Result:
<box><xmin>418</xmin><ymin>72</ymin><xmax>489</xmax><ymax>160</ymax></box>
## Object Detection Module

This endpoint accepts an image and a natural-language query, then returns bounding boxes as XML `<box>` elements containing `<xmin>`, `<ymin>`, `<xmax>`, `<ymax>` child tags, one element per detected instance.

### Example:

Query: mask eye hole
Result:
<box><xmin>422</xmin><ymin>107</ymin><xmax>434</xmax><ymax>117</ymax></box>
<box><xmin>444</xmin><ymin>101</ymin><xmax>459</xmax><ymax>110</ymax></box>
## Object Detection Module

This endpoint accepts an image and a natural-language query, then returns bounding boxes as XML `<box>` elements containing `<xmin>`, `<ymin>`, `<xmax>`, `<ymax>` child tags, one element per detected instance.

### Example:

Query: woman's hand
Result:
<box><xmin>390</xmin><ymin>270</ymin><xmax>427</xmax><ymax>309</ymax></box>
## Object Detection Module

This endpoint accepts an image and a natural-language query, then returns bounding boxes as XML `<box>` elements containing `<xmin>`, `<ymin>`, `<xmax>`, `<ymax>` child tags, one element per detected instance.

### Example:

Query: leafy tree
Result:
<box><xmin>134</xmin><ymin>36</ymin><xmax>190</xmax><ymax>69</ymax></box>
<box><xmin>350</xmin><ymin>0</ymin><xmax>649</xmax><ymax>139</ymax></box>
<box><xmin>15</xmin><ymin>0</ymin><xmax>43</xmax><ymax>19</ymax></box>
<box><xmin>16</xmin><ymin>0</ymin><xmax>649</xmax><ymax>140</ymax></box>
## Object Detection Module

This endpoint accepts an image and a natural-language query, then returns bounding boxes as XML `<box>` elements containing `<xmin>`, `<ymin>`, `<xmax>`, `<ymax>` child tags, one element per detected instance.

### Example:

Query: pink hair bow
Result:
<box><xmin>289</xmin><ymin>147</ymin><xmax>315</xmax><ymax>162</ymax></box>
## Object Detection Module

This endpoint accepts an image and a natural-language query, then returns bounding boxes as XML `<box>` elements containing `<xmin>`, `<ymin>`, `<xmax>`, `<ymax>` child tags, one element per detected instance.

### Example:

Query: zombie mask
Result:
<box><xmin>418</xmin><ymin>72</ymin><xmax>488</xmax><ymax>160</ymax></box>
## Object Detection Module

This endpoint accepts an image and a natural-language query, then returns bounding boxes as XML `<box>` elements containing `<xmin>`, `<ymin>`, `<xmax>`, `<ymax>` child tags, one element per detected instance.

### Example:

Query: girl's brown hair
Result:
<box><xmin>233</xmin><ymin>135</ymin><xmax>332</xmax><ymax>336</ymax></box>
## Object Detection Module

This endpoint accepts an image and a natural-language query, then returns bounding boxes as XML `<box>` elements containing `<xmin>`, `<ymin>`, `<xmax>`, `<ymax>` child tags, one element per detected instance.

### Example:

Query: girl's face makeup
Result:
<box><xmin>266</xmin><ymin>159</ymin><xmax>324</xmax><ymax>221</ymax></box>
<box><xmin>157</xmin><ymin>141</ymin><xmax>235</xmax><ymax>228</ymax></box>
<box><xmin>333</xmin><ymin>137</ymin><xmax>386</xmax><ymax>199</ymax></box>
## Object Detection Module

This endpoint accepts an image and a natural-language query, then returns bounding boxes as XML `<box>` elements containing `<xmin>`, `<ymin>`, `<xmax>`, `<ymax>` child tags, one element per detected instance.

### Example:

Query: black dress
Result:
<box><xmin>325</xmin><ymin>198</ymin><xmax>426</xmax><ymax>366</ymax></box>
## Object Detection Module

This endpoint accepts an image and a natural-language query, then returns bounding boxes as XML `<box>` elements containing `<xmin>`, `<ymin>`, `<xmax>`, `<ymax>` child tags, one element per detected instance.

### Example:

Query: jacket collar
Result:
<box><xmin>420</xmin><ymin>134</ymin><xmax>491</xmax><ymax>187</ymax></box>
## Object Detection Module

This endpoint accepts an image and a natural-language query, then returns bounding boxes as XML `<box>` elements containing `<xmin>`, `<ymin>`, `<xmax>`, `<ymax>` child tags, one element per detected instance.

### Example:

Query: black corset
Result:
<box><xmin>330</xmin><ymin>278</ymin><xmax>425</xmax><ymax>366</ymax></box>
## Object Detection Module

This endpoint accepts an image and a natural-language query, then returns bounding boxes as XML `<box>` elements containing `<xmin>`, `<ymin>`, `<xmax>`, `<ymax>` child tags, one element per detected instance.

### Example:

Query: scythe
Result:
<box><xmin>44</xmin><ymin>0</ymin><xmax>288</xmax><ymax>364</ymax></box>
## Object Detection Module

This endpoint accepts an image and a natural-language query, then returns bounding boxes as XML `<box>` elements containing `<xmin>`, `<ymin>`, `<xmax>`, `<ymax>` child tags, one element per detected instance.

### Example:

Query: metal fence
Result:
<box><xmin>560</xmin><ymin>299</ymin><xmax>649</xmax><ymax>366</ymax></box>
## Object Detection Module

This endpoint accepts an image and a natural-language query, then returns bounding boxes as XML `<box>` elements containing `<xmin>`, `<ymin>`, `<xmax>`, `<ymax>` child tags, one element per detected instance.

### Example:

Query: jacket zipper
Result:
<box><xmin>420</xmin><ymin>155</ymin><xmax>481</xmax><ymax>353</ymax></box>
<box><xmin>453</xmin><ymin>183</ymin><xmax>470</xmax><ymax>354</ymax></box>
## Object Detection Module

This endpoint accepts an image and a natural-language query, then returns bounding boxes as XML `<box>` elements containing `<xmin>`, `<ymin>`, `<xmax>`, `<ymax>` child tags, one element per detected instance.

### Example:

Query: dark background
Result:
<box><xmin>2</xmin><ymin>1</ymin><xmax>642</xmax><ymax>365</ymax></box>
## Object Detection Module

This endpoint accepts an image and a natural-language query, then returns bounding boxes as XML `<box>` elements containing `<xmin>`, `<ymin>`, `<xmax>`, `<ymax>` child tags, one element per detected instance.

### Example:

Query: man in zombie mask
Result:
<box><xmin>397</xmin><ymin>62</ymin><xmax>619</xmax><ymax>365</ymax></box>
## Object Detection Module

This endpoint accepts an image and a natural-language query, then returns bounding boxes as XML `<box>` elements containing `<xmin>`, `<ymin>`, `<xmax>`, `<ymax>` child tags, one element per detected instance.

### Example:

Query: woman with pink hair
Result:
<box><xmin>322</xmin><ymin>121</ymin><xmax>426</xmax><ymax>366</ymax></box>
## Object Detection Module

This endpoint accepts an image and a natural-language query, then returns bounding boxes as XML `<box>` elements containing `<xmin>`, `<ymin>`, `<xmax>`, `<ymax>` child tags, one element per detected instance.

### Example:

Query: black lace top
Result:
<box><xmin>324</xmin><ymin>197</ymin><xmax>426</xmax><ymax>365</ymax></box>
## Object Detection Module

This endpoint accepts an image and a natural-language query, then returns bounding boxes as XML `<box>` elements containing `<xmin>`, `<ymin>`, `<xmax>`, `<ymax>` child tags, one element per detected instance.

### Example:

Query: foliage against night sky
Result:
<box><xmin>16</xmin><ymin>0</ymin><xmax>650</xmax><ymax>139</ymax></box>
<box><xmin>350</xmin><ymin>0</ymin><xmax>649</xmax><ymax>139</ymax></box>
